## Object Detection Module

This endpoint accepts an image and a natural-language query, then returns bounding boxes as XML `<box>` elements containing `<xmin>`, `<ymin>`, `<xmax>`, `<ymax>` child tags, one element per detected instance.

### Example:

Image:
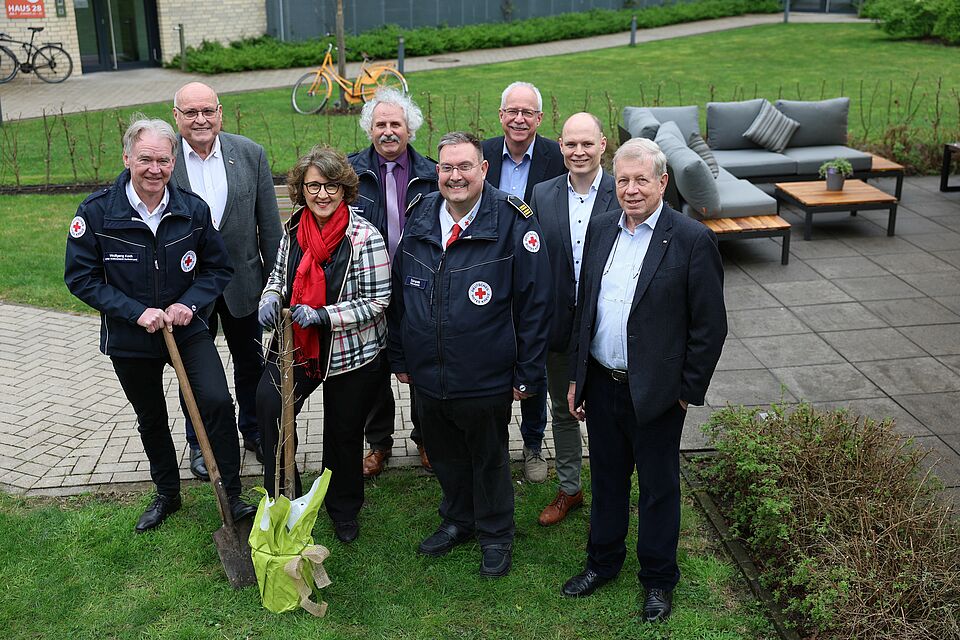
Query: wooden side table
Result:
<box><xmin>941</xmin><ymin>143</ymin><xmax>960</xmax><ymax>192</ymax></box>
<box><xmin>775</xmin><ymin>180</ymin><xmax>898</xmax><ymax>240</ymax></box>
<box><xmin>864</xmin><ymin>153</ymin><xmax>904</xmax><ymax>200</ymax></box>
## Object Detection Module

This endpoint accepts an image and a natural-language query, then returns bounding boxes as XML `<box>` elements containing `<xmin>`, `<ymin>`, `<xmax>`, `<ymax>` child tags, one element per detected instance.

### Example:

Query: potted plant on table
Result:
<box><xmin>819</xmin><ymin>158</ymin><xmax>854</xmax><ymax>191</ymax></box>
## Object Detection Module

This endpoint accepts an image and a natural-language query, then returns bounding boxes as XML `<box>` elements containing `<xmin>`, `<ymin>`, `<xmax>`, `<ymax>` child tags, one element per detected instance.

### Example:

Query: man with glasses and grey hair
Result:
<box><xmin>561</xmin><ymin>137</ymin><xmax>726</xmax><ymax>622</ymax></box>
<box><xmin>65</xmin><ymin>116</ymin><xmax>257</xmax><ymax>534</ymax></box>
<box><xmin>388</xmin><ymin>131</ymin><xmax>552</xmax><ymax>578</ymax></box>
<box><xmin>482</xmin><ymin>81</ymin><xmax>566</xmax><ymax>483</ymax></box>
<box><xmin>349</xmin><ymin>87</ymin><xmax>439</xmax><ymax>478</ymax></box>
<box><xmin>170</xmin><ymin>82</ymin><xmax>282</xmax><ymax>481</ymax></box>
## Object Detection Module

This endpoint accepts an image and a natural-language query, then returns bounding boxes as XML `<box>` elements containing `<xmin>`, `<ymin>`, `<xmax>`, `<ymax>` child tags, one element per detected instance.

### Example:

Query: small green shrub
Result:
<box><xmin>864</xmin><ymin>0</ymin><xmax>960</xmax><ymax>45</ymax></box>
<box><xmin>701</xmin><ymin>403</ymin><xmax>960</xmax><ymax>639</ymax></box>
<box><xmin>170</xmin><ymin>0</ymin><xmax>781</xmax><ymax>73</ymax></box>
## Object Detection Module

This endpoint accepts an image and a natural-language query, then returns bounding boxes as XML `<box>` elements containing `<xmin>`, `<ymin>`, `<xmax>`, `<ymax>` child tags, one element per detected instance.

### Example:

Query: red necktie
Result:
<box><xmin>446</xmin><ymin>223</ymin><xmax>460</xmax><ymax>248</ymax></box>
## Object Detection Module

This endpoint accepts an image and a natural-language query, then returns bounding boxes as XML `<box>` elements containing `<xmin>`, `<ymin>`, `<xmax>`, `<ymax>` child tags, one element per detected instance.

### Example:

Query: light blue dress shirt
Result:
<box><xmin>498</xmin><ymin>138</ymin><xmax>535</xmax><ymax>197</ymax></box>
<box><xmin>590</xmin><ymin>202</ymin><xmax>664</xmax><ymax>371</ymax></box>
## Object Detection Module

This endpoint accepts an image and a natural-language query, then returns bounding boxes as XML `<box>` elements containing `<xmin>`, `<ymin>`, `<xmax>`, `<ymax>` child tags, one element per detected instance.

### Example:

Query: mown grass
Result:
<box><xmin>2</xmin><ymin>22</ymin><xmax>959</xmax><ymax>188</ymax></box>
<box><xmin>1</xmin><ymin>467</ymin><xmax>775</xmax><ymax>639</ymax></box>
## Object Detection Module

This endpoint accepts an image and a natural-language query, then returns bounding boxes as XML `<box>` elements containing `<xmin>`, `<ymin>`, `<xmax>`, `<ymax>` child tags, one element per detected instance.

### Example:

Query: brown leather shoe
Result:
<box><xmin>538</xmin><ymin>489</ymin><xmax>584</xmax><ymax>526</ymax></box>
<box><xmin>362</xmin><ymin>448</ymin><xmax>390</xmax><ymax>479</ymax></box>
<box><xmin>417</xmin><ymin>445</ymin><xmax>434</xmax><ymax>473</ymax></box>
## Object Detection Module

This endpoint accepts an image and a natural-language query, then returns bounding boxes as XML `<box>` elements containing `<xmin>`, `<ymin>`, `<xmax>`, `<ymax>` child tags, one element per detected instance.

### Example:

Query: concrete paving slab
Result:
<box><xmin>819</xmin><ymin>328</ymin><xmax>925</xmax><ymax>362</ymax></box>
<box><xmin>863</xmin><ymin>298</ymin><xmax>960</xmax><ymax>327</ymax></box>
<box><xmin>856</xmin><ymin>357</ymin><xmax>960</xmax><ymax>395</ymax></box>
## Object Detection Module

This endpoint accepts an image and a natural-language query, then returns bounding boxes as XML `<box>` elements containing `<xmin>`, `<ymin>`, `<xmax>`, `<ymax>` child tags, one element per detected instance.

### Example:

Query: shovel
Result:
<box><xmin>162</xmin><ymin>328</ymin><xmax>257</xmax><ymax>589</ymax></box>
<box><xmin>279</xmin><ymin>309</ymin><xmax>297</xmax><ymax>500</ymax></box>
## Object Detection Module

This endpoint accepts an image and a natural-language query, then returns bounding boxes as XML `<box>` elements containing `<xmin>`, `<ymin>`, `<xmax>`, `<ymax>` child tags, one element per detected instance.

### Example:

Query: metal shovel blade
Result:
<box><xmin>213</xmin><ymin>515</ymin><xmax>257</xmax><ymax>589</ymax></box>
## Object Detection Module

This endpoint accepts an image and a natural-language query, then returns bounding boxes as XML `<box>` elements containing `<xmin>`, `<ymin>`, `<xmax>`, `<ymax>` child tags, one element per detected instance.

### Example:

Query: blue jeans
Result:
<box><xmin>518</xmin><ymin>372</ymin><xmax>548</xmax><ymax>452</ymax></box>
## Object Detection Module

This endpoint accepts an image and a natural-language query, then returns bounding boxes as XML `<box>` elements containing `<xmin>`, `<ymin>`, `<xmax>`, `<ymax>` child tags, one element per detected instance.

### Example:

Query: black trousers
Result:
<box><xmin>257</xmin><ymin>348</ymin><xmax>383</xmax><ymax>522</ymax></box>
<box><xmin>363</xmin><ymin>354</ymin><xmax>422</xmax><ymax>450</ymax></box>
<box><xmin>583</xmin><ymin>358</ymin><xmax>684</xmax><ymax>591</ymax></box>
<box><xmin>182</xmin><ymin>296</ymin><xmax>264</xmax><ymax>447</ymax></box>
<box><xmin>417</xmin><ymin>390</ymin><xmax>515</xmax><ymax>546</ymax></box>
<box><xmin>111</xmin><ymin>330</ymin><xmax>241</xmax><ymax>498</ymax></box>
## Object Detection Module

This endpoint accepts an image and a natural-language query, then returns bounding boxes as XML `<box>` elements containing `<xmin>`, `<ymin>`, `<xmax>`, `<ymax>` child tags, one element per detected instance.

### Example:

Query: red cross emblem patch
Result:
<box><xmin>69</xmin><ymin>216</ymin><xmax>86</xmax><ymax>239</ymax></box>
<box><xmin>522</xmin><ymin>230</ymin><xmax>540</xmax><ymax>253</ymax></box>
<box><xmin>468</xmin><ymin>281</ymin><xmax>492</xmax><ymax>306</ymax></box>
<box><xmin>180</xmin><ymin>250</ymin><xmax>197</xmax><ymax>273</ymax></box>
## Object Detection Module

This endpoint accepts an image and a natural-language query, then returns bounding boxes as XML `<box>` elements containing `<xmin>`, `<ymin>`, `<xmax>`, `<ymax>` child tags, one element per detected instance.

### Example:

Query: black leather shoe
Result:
<box><xmin>333</xmin><ymin>519</ymin><xmax>359</xmax><ymax>543</ymax></box>
<box><xmin>189</xmin><ymin>446</ymin><xmax>209</xmax><ymax>481</ymax></box>
<box><xmin>135</xmin><ymin>494</ymin><xmax>182</xmax><ymax>533</ymax></box>
<box><xmin>244</xmin><ymin>438</ymin><xmax>265</xmax><ymax>464</ymax></box>
<box><xmin>228</xmin><ymin>496</ymin><xmax>257</xmax><ymax>522</ymax></box>
<box><xmin>480</xmin><ymin>543</ymin><xmax>512</xmax><ymax>577</ymax></box>
<box><xmin>417</xmin><ymin>522</ymin><xmax>474</xmax><ymax>557</ymax></box>
<box><xmin>561</xmin><ymin>569</ymin><xmax>612</xmax><ymax>597</ymax></box>
<box><xmin>642</xmin><ymin>588</ymin><xmax>673</xmax><ymax>622</ymax></box>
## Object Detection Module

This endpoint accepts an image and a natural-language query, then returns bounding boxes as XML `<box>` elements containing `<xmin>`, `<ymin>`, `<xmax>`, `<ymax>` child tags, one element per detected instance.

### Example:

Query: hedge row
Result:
<box><xmin>863</xmin><ymin>0</ymin><xmax>960</xmax><ymax>45</ymax></box>
<box><xmin>170</xmin><ymin>0</ymin><xmax>781</xmax><ymax>74</ymax></box>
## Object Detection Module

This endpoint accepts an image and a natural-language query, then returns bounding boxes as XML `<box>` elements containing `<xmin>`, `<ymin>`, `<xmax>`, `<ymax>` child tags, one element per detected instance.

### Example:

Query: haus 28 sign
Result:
<box><xmin>6</xmin><ymin>0</ymin><xmax>45</xmax><ymax>19</ymax></box>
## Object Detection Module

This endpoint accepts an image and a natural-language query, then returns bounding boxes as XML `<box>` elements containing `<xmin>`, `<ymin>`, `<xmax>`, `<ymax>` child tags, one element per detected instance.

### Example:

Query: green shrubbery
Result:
<box><xmin>863</xmin><ymin>0</ymin><xmax>960</xmax><ymax>45</ymax></box>
<box><xmin>171</xmin><ymin>0</ymin><xmax>780</xmax><ymax>74</ymax></box>
<box><xmin>701</xmin><ymin>404</ymin><xmax>960</xmax><ymax>639</ymax></box>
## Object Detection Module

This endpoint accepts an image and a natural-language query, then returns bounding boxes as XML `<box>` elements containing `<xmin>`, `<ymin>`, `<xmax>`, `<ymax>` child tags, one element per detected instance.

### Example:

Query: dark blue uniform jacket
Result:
<box><xmin>64</xmin><ymin>170</ymin><xmax>233</xmax><ymax>358</ymax></box>
<box><xmin>388</xmin><ymin>182</ymin><xmax>553</xmax><ymax>400</ymax></box>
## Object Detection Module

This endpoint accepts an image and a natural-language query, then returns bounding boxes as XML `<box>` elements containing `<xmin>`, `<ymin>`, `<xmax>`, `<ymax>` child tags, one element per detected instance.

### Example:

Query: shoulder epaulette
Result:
<box><xmin>405</xmin><ymin>192</ymin><xmax>423</xmax><ymax>214</ymax></box>
<box><xmin>80</xmin><ymin>187</ymin><xmax>111</xmax><ymax>205</ymax></box>
<box><xmin>507</xmin><ymin>194</ymin><xmax>534</xmax><ymax>219</ymax></box>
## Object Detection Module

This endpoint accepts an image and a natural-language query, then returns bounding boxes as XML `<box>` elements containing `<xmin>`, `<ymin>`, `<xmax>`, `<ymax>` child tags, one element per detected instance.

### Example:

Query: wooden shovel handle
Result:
<box><xmin>280</xmin><ymin>310</ymin><xmax>297</xmax><ymax>499</ymax></box>
<box><xmin>162</xmin><ymin>328</ymin><xmax>235</xmax><ymax>527</ymax></box>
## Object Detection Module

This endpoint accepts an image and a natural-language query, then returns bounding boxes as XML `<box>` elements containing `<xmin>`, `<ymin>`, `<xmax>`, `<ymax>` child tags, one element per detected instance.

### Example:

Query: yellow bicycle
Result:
<box><xmin>291</xmin><ymin>43</ymin><xmax>408</xmax><ymax>114</ymax></box>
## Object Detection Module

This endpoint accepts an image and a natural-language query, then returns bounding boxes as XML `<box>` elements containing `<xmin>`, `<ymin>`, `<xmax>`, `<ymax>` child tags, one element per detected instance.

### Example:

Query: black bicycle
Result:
<box><xmin>0</xmin><ymin>26</ymin><xmax>73</xmax><ymax>84</ymax></box>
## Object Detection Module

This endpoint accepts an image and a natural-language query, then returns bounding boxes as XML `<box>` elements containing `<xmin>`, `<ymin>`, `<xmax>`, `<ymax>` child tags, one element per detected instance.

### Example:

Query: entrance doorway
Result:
<box><xmin>74</xmin><ymin>0</ymin><xmax>161</xmax><ymax>72</ymax></box>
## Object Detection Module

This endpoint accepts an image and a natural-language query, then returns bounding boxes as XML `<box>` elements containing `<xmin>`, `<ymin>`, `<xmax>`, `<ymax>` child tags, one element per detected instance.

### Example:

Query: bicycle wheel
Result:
<box><xmin>360</xmin><ymin>68</ymin><xmax>408</xmax><ymax>102</ymax></box>
<box><xmin>32</xmin><ymin>45</ymin><xmax>72</xmax><ymax>83</ymax></box>
<box><xmin>0</xmin><ymin>46</ymin><xmax>18</xmax><ymax>84</ymax></box>
<box><xmin>291</xmin><ymin>72</ymin><xmax>331</xmax><ymax>114</ymax></box>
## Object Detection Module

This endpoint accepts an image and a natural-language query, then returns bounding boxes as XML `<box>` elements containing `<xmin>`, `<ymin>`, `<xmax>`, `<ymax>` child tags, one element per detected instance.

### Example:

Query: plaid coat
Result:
<box><xmin>263</xmin><ymin>207</ymin><xmax>390</xmax><ymax>378</ymax></box>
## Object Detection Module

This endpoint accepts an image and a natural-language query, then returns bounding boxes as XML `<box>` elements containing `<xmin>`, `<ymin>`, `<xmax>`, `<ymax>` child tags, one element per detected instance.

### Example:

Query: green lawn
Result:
<box><xmin>0</xmin><ymin>468</ymin><xmax>774</xmax><ymax>639</ymax></box>
<box><xmin>2</xmin><ymin>22</ymin><xmax>959</xmax><ymax>188</ymax></box>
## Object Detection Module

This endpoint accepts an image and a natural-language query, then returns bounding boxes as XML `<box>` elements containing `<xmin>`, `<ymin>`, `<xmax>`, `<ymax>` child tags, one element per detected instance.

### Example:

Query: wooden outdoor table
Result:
<box><xmin>702</xmin><ymin>215</ymin><xmax>792</xmax><ymax>265</ymax></box>
<box><xmin>775</xmin><ymin>179</ymin><xmax>898</xmax><ymax>241</ymax></box>
<box><xmin>864</xmin><ymin>153</ymin><xmax>905</xmax><ymax>200</ymax></box>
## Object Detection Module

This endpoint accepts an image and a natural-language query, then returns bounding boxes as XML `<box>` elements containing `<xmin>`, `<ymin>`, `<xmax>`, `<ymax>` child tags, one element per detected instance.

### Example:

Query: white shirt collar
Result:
<box><xmin>182</xmin><ymin>135</ymin><xmax>221</xmax><ymax>160</ymax></box>
<box><xmin>567</xmin><ymin>167</ymin><xmax>603</xmax><ymax>197</ymax></box>
<box><xmin>617</xmin><ymin>199</ymin><xmax>663</xmax><ymax>235</ymax></box>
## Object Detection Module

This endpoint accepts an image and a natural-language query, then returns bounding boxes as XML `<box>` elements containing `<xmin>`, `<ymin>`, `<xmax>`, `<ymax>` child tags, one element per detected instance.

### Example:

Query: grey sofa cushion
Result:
<box><xmin>655</xmin><ymin>121</ymin><xmax>721</xmax><ymax>217</ymax></box>
<box><xmin>714</xmin><ymin>179</ymin><xmax>778</xmax><ymax>218</ymax></box>
<box><xmin>780</xmin><ymin>145</ymin><xmax>873</xmax><ymax>174</ymax></box>
<box><xmin>712</xmin><ymin>148</ymin><xmax>797</xmax><ymax>178</ymax></box>
<box><xmin>622</xmin><ymin>105</ymin><xmax>701</xmax><ymax>141</ymax></box>
<box><xmin>744</xmin><ymin>100</ymin><xmax>799</xmax><ymax>153</ymax></box>
<box><xmin>706</xmin><ymin>99</ymin><xmax>766</xmax><ymax>150</ymax></box>
<box><xmin>687</xmin><ymin>132</ymin><xmax>719</xmax><ymax>177</ymax></box>
<box><xmin>623</xmin><ymin>106</ymin><xmax>662</xmax><ymax>140</ymax></box>
<box><xmin>775</xmin><ymin>97</ymin><xmax>850</xmax><ymax>147</ymax></box>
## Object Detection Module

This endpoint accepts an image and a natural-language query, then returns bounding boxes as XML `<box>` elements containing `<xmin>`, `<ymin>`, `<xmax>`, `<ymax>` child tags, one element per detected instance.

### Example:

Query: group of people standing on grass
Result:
<box><xmin>64</xmin><ymin>79</ymin><xmax>726</xmax><ymax>623</ymax></box>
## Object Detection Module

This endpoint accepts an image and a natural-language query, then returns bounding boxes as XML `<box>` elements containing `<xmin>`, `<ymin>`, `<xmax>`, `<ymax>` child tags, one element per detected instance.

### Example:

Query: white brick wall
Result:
<box><xmin>157</xmin><ymin>0</ymin><xmax>267</xmax><ymax>64</ymax></box>
<box><xmin>0</xmin><ymin>3</ymin><xmax>82</xmax><ymax>76</ymax></box>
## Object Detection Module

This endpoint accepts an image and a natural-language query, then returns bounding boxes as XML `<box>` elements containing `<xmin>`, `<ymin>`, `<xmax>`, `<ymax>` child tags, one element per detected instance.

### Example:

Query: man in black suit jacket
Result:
<box><xmin>482</xmin><ymin>81</ymin><xmax>565</xmax><ymax>482</ymax></box>
<box><xmin>528</xmin><ymin>113</ymin><xmax>615</xmax><ymax>527</ymax></box>
<box><xmin>561</xmin><ymin>138</ymin><xmax>727</xmax><ymax>623</ymax></box>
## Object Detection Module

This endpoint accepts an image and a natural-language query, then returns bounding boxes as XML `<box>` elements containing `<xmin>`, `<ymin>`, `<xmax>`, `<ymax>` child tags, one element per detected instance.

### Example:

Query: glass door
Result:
<box><xmin>73</xmin><ymin>0</ymin><xmax>160</xmax><ymax>72</ymax></box>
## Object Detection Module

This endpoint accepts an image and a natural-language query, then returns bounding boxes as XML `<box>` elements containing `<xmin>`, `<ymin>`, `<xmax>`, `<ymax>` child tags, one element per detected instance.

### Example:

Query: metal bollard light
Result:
<box><xmin>177</xmin><ymin>23</ymin><xmax>187</xmax><ymax>72</ymax></box>
<box><xmin>398</xmin><ymin>35</ymin><xmax>405</xmax><ymax>74</ymax></box>
<box><xmin>630</xmin><ymin>15</ymin><xmax>637</xmax><ymax>47</ymax></box>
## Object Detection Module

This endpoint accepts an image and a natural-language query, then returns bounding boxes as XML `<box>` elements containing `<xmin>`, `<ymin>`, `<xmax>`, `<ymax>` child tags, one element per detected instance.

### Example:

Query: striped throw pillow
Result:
<box><xmin>743</xmin><ymin>100</ymin><xmax>799</xmax><ymax>153</ymax></box>
<box><xmin>687</xmin><ymin>132</ymin><xmax>719</xmax><ymax>177</ymax></box>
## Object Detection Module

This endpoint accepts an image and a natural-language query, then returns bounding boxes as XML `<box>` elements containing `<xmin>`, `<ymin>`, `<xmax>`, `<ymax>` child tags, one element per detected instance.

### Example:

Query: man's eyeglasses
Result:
<box><xmin>501</xmin><ymin>108</ymin><xmax>540</xmax><ymax>119</ymax></box>
<box><xmin>438</xmin><ymin>162</ymin><xmax>481</xmax><ymax>174</ymax></box>
<box><xmin>303</xmin><ymin>181</ymin><xmax>342</xmax><ymax>195</ymax></box>
<box><xmin>135</xmin><ymin>156</ymin><xmax>173</xmax><ymax>169</ymax></box>
<box><xmin>175</xmin><ymin>106</ymin><xmax>220</xmax><ymax>120</ymax></box>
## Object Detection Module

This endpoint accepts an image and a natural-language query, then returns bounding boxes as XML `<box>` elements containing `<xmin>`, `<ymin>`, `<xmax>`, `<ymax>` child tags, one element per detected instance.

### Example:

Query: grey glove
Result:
<box><xmin>291</xmin><ymin>304</ymin><xmax>330</xmax><ymax>329</ymax></box>
<box><xmin>257</xmin><ymin>293</ymin><xmax>281</xmax><ymax>327</ymax></box>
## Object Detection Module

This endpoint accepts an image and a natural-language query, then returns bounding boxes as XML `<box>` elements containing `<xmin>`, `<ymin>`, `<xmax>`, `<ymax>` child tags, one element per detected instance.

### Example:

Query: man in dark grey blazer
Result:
<box><xmin>482</xmin><ymin>81</ymin><xmax>565</xmax><ymax>482</ymax></box>
<box><xmin>171</xmin><ymin>82</ymin><xmax>282</xmax><ymax>479</ymax></box>
<box><xmin>561</xmin><ymin>138</ymin><xmax>726</xmax><ymax>623</ymax></box>
<box><xmin>528</xmin><ymin>112</ymin><xmax>614</xmax><ymax>527</ymax></box>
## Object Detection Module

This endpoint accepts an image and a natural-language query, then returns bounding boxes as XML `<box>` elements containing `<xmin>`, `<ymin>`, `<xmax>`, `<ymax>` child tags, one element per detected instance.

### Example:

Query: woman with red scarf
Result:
<box><xmin>256</xmin><ymin>145</ymin><xmax>391</xmax><ymax>543</ymax></box>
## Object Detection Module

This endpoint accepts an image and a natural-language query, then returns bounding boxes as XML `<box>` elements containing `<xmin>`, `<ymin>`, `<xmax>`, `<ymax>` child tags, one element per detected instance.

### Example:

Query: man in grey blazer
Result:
<box><xmin>171</xmin><ymin>82</ymin><xmax>282</xmax><ymax>479</ymax></box>
<box><xmin>562</xmin><ymin>138</ymin><xmax>726</xmax><ymax>622</ymax></box>
<box><xmin>528</xmin><ymin>112</ymin><xmax>614</xmax><ymax>527</ymax></box>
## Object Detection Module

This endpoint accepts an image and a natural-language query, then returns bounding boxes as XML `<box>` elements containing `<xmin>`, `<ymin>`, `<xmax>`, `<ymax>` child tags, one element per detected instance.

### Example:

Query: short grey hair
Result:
<box><xmin>613</xmin><ymin>137</ymin><xmax>667</xmax><ymax>178</ymax></box>
<box><xmin>437</xmin><ymin>131</ymin><xmax>482</xmax><ymax>162</ymax></box>
<box><xmin>500</xmin><ymin>81</ymin><xmax>543</xmax><ymax>111</ymax></box>
<box><xmin>359</xmin><ymin>87</ymin><xmax>423</xmax><ymax>141</ymax></box>
<box><xmin>122</xmin><ymin>114</ymin><xmax>177</xmax><ymax>157</ymax></box>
